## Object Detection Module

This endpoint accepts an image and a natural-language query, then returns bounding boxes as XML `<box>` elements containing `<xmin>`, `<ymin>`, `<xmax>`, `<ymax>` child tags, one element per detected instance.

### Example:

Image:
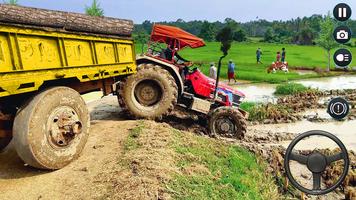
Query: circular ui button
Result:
<box><xmin>333</xmin><ymin>49</ymin><xmax>352</xmax><ymax>67</ymax></box>
<box><xmin>333</xmin><ymin>26</ymin><xmax>352</xmax><ymax>44</ymax></box>
<box><xmin>333</xmin><ymin>3</ymin><xmax>352</xmax><ymax>21</ymax></box>
<box><xmin>327</xmin><ymin>97</ymin><xmax>350</xmax><ymax>120</ymax></box>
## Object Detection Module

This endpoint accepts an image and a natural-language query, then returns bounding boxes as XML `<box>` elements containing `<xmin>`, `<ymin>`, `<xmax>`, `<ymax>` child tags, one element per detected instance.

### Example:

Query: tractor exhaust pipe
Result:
<box><xmin>214</xmin><ymin>26</ymin><xmax>233</xmax><ymax>98</ymax></box>
<box><xmin>214</xmin><ymin>55</ymin><xmax>227</xmax><ymax>98</ymax></box>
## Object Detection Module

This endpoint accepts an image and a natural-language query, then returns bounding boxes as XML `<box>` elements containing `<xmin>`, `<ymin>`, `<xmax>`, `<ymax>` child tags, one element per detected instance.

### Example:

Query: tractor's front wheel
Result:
<box><xmin>118</xmin><ymin>64</ymin><xmax>178</xmax><ymax>120</ymax></box>
<box><xmin>208</xmin><ymin>107</ymin><xmax>247</xmax><ymax>139</ymax></box>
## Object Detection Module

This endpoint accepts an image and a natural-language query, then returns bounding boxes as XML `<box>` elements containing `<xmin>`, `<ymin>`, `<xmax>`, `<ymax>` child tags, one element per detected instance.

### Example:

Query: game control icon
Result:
<box><xmin>284</xmin><ymin>130</ymin><xmax>350</xmax><ymax>195</ymax></box>
<box><xmin>333</xmin><ymin>26</ymin><xmax>352</xmax><ymax>44</ymax></box>
<box><xmin>333</xmin><ymin>3</ymin><xmax>352</xmax><ymax>21</ymax></box>
<box><xmin>327</xmin><ymin>97</ymin><xmax>350</xmax><ymax>120</ymax></box>
<box><xmin>333</xmin><ymin>49</ymin><xmax>352</xmax><ymax>67</ymax></box>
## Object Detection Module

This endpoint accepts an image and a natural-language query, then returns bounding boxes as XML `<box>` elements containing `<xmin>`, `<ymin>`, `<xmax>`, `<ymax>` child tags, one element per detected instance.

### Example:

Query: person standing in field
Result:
<box><xmin>256</xmin><ymin>48</ymin><xmax>263</xmax><ymax>64</ymax></box>
<box><xmin>227</xmin><ymin>60</ymin><xmax>237</xmax><ymax>84</ymax></box>
<box><xmin>281</xmin><ymin>48</ymin><xmax>286</xmax><ymax>62</ymax></box>
<box><xmin>209</xmin><ymin>62</ymin><xmax>217</xmax><ymax>79</ymax></box>
<box><xmin>276</xmin><ymin>51</ymin><xmax>281</xmax><ymax>62</ymax></box>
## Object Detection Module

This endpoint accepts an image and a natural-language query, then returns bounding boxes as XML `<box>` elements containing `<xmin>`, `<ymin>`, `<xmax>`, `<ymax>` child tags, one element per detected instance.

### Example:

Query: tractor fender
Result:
<box><xmin>136</xmin><ymin>55</ymin><xmax>184</xmax><ymax>96</ymax></box>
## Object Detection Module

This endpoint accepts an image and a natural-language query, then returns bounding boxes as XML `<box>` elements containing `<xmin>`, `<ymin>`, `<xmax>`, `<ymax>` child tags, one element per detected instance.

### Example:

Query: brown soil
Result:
<box><xmin>0</xmin><ymin>96</ymin><xmax>134</xmax><ymax>200</ymax></box>
<box><xmin>0</xmin><ymin>96</ymin><xmax>194</xmax><ymax>200</ymax></box>
<box><xmin>161</xmin><ymin>107</ymin><xmax>208</xmax><ymax>135</ymax></box>
<box><xmin>256</xmin><ymin>89</ymin><xmax>356</xmax><ymax>124</ymax></box>
<box><xmin>1</xmin><ymin>89</ymin><xmax>355</xmax><ymax>200</ymax></box>
<box><xmin>106</xmin><ymin>121</ymin><xmax>178</xmax><ymax>200</ymax></box>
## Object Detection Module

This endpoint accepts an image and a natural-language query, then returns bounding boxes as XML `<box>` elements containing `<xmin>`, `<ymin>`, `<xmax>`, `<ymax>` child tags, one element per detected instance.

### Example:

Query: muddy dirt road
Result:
<box><xmin>0</xmin><ymin>97</ymin><xmax>135</xmax><ymax>200</ymax></box>
<box><xmin>0</xmin><ymin>88</ymin><xmax>355</xmax><ymax>199</ymax></box>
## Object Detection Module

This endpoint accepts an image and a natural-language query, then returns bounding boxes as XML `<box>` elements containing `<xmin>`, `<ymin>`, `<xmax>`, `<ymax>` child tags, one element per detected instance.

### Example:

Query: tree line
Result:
<box><xmin>6</xmin><ymin>0</ymin><xmax>355</xmax><ymax>47</ymax></box>
<box><xmin>3</xmin><ymin>0</ymin><xmax>105</xmax><ymax>17</ymax></box>
<box><xmin>4</xmin><ymin>0</ymin><xmax>352</xmax><ymax>71</ymax></box>
<box><xmin>134</xmin><ymin>16</ymin><xmax>356</xmax><ymax>46</ymax></box>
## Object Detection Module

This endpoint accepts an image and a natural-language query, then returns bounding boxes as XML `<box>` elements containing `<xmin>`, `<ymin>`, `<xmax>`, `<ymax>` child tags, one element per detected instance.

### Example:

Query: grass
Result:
<box><xmin>240</xmin><ymin>101</ymin><xmax>258</xmax><ymax>113</ymax></box>
<box><xmin>123</xmin><ymin>121</ymin><xmax>144</xmax><ymax>151</ymax></box>
<box><xmin>120</xmin><ymin>121</ymin><xmax>282</xmax><ymax>199</ymax></box>
<box><xmin>240</xmin><ymin>101</ymin><xmax>293</xmax><ymax>122</ymax></box>
<box><xmin>135</xmin><ymin>40</ymin><xmax>356</xmax><ymax>83</ymax></box>
<box><xmin>274</xmin><ymin>83</ymin><xmax>310</xmax><ymax>95</ymax></box>
<box><xmin>170</xmin><ymin>130</ymin><xmax>280</xmax><ymax>200</ymax></box>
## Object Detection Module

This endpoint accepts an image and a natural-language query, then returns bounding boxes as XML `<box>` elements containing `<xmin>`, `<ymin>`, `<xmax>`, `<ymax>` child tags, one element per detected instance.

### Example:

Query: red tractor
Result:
<box><xmin>118</xmin><ymin>24</ymin><xmax>247</xmax><ymax>138</ymax></box>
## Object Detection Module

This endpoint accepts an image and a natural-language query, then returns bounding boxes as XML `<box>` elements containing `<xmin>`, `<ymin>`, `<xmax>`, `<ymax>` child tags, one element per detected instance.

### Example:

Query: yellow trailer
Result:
<box><xmin>0</xmin><ymin>24</ymin><xmax>136</xmax><ymax>97</ymax></box>
<box><xmin>0</xmin><ymin>11</ymin><xmax>136</xmax><ymax>169</ymax></box>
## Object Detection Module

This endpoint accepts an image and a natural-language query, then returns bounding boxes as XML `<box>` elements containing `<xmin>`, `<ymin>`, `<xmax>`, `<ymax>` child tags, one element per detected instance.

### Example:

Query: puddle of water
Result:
<box><xmin>236</xmin><ymin>83</ymin><xmax>278</xmax><ymax>103</ymax></box>
<box><xmin>302</xmin><ymin>108</ymin><xmax>332</xmax><ymax>119</ymax></box>
<box><xmin>295</xmin><ymin>75</ymin><xmax>356</xmax><ymax>90</ymax></box>
<box><xmin>254</xmin><ymin>119</ymin><xmax>356</xmax><ymax>151</ymax></box>
<box><xmin>234</xmin><ymin>75</ymin><xmax>356</xmax><ymax>103</ymax></box>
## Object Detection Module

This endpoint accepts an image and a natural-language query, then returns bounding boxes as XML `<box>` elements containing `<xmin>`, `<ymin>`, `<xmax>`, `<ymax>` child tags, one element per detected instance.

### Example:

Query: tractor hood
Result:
<box><xmin>189</xmin><ymin>68</ymin><xmax>245</xmax><ymax>98</ymax></box>
<box><xmin>216</xmin><ymin>80</ymin><xmax>246</xmax><ymax>98</ymax></box>
<box><xmin>150</xmin><ymin>24</ymin><xmax>206</xmax><ymax>49</ymax></box>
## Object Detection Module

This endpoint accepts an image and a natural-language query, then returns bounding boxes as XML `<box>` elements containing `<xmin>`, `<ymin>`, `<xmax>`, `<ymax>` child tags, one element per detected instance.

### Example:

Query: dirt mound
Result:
<box><xmin>253</xmin><ymin>89</ymin><xmax>356</xmax><ymax>124</ymax></box>
<box><xmin>323</xmin><ymin>150</ymin><xmax>356</xmax><ymax>199</ymax></box>
<box><xmin>277</xmin><ymin>90</ymin><xmax>322</xmax><ymax>112</ymax></box>
<box><xmin>161</xmin><ymin>107</ymin><xmax>208</xmax><ymax>135</ymax></box>
<box><xmin>0</xmin><ymin>119</ymin><xmax>133</xmax><ymax>200</ymax></box>
<box><xmin>103</xmin><ymin>121</ymin><xmax>178</xmax><ymax>200</ymax></box>
<box><xmin>242</xmin><ymin>143</ymin><xmax>356</xmax><ymax>200</ymax></box>
<box><xmin>243</xmin><ymin>129</ymin><xmax>295</xmax><ymax>143</ymax></box>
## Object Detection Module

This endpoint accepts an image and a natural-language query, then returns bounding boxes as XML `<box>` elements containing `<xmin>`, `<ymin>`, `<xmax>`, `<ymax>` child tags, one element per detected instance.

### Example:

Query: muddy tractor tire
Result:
<box><xmin>119</xmin><ymin>64</ymin><xmax>178</xmax><ymax>119</ymax></box>
<box><xmin>13</xmin><ymin>87</ymin><xmax>90</xmax><ymax>169</ymax></box>
<box><xmin>208</xmin><ymin>106</ymin><xmax>247</xmax><ymax>139</ymax></box>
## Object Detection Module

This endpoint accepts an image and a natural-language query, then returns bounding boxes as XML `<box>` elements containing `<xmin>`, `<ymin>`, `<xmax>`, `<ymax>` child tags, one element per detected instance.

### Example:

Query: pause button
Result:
<box><xmin>333</xmin><ymin>3</ymin><xmax>352</xmax><ymax>21</ymax></box>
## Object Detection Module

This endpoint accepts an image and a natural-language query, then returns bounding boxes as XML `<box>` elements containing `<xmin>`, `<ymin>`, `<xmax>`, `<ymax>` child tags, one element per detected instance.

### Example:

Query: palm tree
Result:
<box><xmin>85</xmin><ymin>0</ymin><xmax>104</xmax><ymax>17</ymax></box>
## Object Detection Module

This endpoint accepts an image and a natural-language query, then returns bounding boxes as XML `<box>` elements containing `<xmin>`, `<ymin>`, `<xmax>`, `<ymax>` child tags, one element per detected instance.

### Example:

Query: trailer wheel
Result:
<box><xmin>208</xmin><ymin>107</ymin><xmax>247</xmax><ymax>139</ymax></box>
<box><xmin>13</xmin><ymin>87</ymin><xmax>90</xmax><ymax>169</ymax></box>
<box><xmin>119</xmin><ymin>64</ymin><xmax>178</xmax><ymax>119</ymax></box>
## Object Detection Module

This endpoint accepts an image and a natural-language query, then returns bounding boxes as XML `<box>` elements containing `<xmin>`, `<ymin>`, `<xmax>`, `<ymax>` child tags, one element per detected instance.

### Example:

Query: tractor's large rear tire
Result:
<box><xmin>208</xmin><ymin>106</ymin><xmax>247</xmax><ymax>139</ymax></box>
<box><xmin>119</xmin><ymin>64</ymin><xmax>178</xmax><ymax>120</ymax></box>
<box><xmin>13</xmin><ymin>87</ymin><xmax>90</xmax><ymax>169</ymax></box>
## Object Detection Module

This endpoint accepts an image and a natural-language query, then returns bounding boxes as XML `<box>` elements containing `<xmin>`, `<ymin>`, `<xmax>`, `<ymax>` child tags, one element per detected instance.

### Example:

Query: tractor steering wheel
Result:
<box><xmin>284</xmin><ymin>130</ymin><xmax>349</xmax><ymax>195</ymax></box>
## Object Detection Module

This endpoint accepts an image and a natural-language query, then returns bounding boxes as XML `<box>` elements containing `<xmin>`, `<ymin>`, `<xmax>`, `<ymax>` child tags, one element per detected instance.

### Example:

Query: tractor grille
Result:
<box><xmin>232</xmin><ymin>94</ymin><xmax>242</xmax><ymax>105</ymax></box>
<box><xmin>218</xmin><ymin>94</ymin><xmax>227</xmax><ymax>102</ymax></box>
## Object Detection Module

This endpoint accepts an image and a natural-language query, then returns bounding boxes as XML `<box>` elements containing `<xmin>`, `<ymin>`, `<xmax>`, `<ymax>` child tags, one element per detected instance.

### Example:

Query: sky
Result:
<box><xmin>17</xmin><ymin>0</ymin><xmax>356</xmax><ymax>23</ymax></box>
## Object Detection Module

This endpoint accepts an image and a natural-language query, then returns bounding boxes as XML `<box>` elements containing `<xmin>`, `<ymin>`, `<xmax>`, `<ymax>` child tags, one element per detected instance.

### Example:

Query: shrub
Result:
<box><xmin>274</xmin><ymin>83</ymin><xmax>309</xmax><ymax>95</ymax></box>
<box><xmin>240</xmin><ymin>102</ymin><xmax>258</xmax><ymax>113</ymax></box>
